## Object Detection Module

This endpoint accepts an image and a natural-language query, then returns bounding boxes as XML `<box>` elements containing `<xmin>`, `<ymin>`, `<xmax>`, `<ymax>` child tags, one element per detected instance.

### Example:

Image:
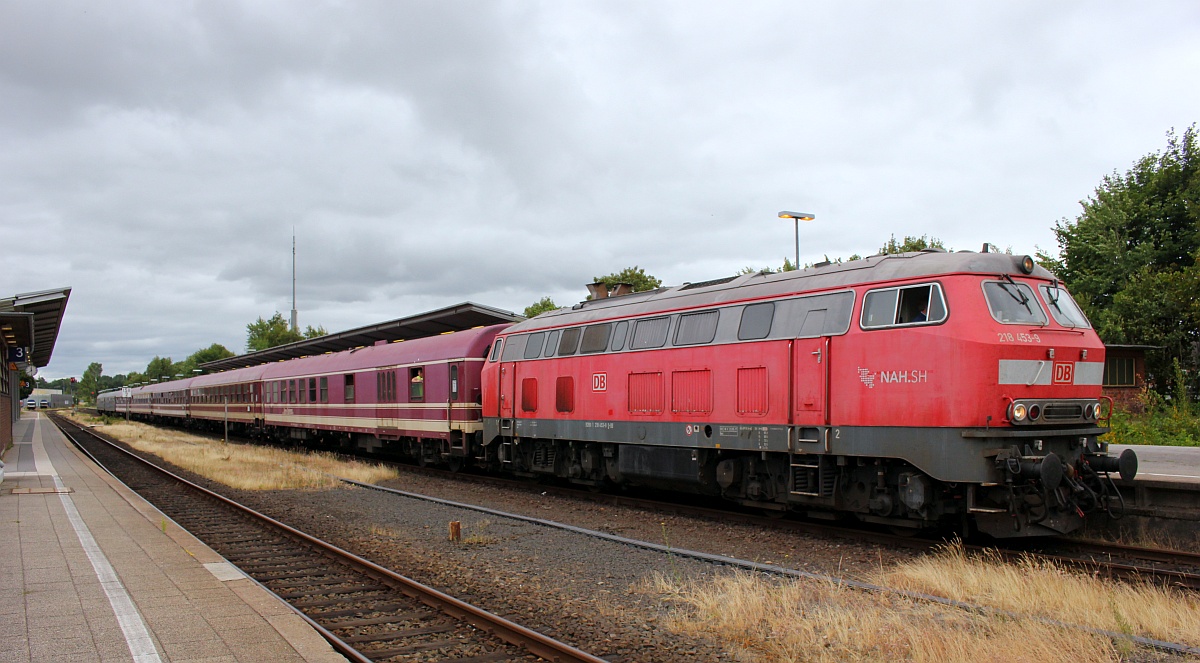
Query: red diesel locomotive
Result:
<box><xmin>99</xmin><ymin>249</ymin><xmax>1136</xmax><ymax>537</ymax></box>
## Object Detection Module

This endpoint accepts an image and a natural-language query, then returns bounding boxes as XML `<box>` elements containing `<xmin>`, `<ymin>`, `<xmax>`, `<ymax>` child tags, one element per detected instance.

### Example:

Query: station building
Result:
<box><xmin>1</xmin><ymin>287</ymin><xmax>71</xmax><ymax>453</ymax></box>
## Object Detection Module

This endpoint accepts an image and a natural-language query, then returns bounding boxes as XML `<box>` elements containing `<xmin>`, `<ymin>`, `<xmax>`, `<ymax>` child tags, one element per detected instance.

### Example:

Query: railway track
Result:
<box><xmin>353</xmin><ymin>453</ymin><xmax>1200</xmax><ymax>591</ymax></box>
<box><xmin>51</xmin><ymin>414</ymin><xmax>606</xmax><ymax>663</ymax></box>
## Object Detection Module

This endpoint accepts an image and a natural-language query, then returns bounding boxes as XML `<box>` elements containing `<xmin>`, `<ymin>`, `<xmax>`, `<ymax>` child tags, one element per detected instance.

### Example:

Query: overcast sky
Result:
<box><xmin>3</xmin><ymin>1</ymin><xmax>1197</xmax><ymax>380</ymax></box>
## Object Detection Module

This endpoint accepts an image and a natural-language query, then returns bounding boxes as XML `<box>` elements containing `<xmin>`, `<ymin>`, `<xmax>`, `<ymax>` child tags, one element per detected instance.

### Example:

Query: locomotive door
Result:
<box><xmin>499</xmin><ymin>362</ymin><xmax>516</xmax><ymax>419</ymax></box>
<box><xmin>791</xmin><ymin>336</ymin><xmax>830</xmax><ymax>426</ymax></box>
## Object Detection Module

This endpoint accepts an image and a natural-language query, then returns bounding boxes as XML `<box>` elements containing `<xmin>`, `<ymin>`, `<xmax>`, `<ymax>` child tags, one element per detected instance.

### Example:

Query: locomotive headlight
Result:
<box><xmin>1084</xmin><ymin>402</ymin><xmax>1098</xmax><ymax>420</ymax></box>
<box><xmin>1028</xmin><ymin>404</ymin><xmax>1042</xmax><ymax>421</ymax></box>
<box><xmin>1011</xmin><ymin>403</ymin><xmax>1028</xmax><ymax>421</ymax></box>
<box><xmin>1019</xmin><ymin>255</ymin><xmax>1036</xmax><ymax>274</ymax></box>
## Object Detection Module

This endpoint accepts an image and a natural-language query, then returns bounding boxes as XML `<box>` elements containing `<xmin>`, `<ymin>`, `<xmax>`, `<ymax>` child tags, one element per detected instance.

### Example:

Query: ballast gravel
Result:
<box><xmin>207</xmin><ymin>470</ymin><xmax>915</xmax><ymax>662</ymax></box>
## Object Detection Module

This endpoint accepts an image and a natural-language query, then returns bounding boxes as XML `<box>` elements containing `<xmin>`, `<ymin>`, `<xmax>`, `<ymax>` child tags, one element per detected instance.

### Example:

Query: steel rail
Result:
<box><xmin>52</xmin><ymin>414</ymin><xmax>606</xmax><ymax>663</ymax></box>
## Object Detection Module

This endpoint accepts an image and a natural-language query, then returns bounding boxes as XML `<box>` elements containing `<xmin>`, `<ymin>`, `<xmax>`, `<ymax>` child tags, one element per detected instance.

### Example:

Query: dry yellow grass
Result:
<box><xmin>646</xmin><ymin>570</ymin><xmax>1123</xmax><ymax>663</ymax></box>
<box><xmin>68</xmin><ymin>412</ymin><xmax>398</xmax><ymax>490</ymax></box>
<box><xmin>646</xmin><ymin>540</ymin><xmax>1200</xmax><ymax>662</ymax></box>
<box><xmin>879</xmin><ymin>541</ymin><xmax>1200</xmax><ymax>647</ymax></box>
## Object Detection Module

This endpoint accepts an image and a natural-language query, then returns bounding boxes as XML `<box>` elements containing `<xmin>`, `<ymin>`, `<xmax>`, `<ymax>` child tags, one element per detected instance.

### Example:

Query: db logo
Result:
<box><xmin>592</xmin><ymin>372</ymin><xmax>607</xmax><ymax>392</ymax></box>
<box><xmin>1052</xmin><ymin>362</ymin><xmax>1074</xmax><ymax>384</ymax></box>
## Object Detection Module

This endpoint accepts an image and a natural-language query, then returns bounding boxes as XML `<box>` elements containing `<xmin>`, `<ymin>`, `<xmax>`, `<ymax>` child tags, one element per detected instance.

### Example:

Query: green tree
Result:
<box><xmin>78</xmin><ymin>362</ymin><xmax>103</xmax><ymax>404</ymax></box>
<box><xmin>592</xmin><ymin>266</ymin><xmax>663</xmax><ymax>293</ymax></box>
<box><xmin>177</xmin><ymin>343</ymin><xmax>236</xmax><ymax>375</ymax></box>
<box><xmin>878</xmin><ymin>234</ymin><xmax>946</xmax><ymax>255</ymax></box>
<box><xmin>246</xmin><ymin>312</ymin><xmax>304</xmax><ymax>351</ymax></box>
<box><xmin>303</xmin><ymin>325</ymin><xmax>327</xmax><ymax>339</ymax></box>
<box><xmin>144</xmin><ymin>356</ymin><xmax>180</xmax><ymax>382</ymax></box>
<box><xmin>524</xmin><ymin>297</ymin><xmax>558</xmax><ymax>318</ymax></box>
<box><xmin>1044</xmin><ymin>125</ymin><xmax>1200</xmax><ymax>396</ymax></box>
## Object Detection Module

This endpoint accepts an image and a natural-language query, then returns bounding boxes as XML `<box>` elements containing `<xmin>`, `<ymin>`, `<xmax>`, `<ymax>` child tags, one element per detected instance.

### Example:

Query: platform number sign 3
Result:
<box><xmin>592</xmin><ymin>372</ymin><xmax>607</xmax><ymax>392</ymax></box>
<box><xmin>1052</xmin><ymin>362</ymin><xmax>1074</xmax><ymax>384</ymax></box>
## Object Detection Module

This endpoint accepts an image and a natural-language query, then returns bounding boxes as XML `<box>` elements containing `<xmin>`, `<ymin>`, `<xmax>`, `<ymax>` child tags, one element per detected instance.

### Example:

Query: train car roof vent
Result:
<box><xmin>586</xmin><ymin>282</ymin><xmax>609</xmax><ymax>300</ymax></box>
<box><xmin>611</xmin><ymin>282</ymin><xmax>635</xmax><ymax>297</ymax></box>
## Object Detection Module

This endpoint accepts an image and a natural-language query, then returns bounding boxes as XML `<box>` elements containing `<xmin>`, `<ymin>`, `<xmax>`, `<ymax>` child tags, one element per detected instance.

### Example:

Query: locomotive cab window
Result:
<box><xmin>1039</xmin><ymin>284</ymin><xmax>1091</xmax><ymax>328</ymax></box>
<box><xmin>489</xmin><ymin>339</ymin><xmax>503</xmax><ymax>362</ymax></box>
<box><xmin>610</xmin><ymin>321</ymin><xmax>629</xmax><ymax>351</ymax></box>
<box><xmin>544</xmin><ymin>330</ymin><xmax>560</xmax><ymax>357</ymax></box>
<box><xmin>861</xmin><ymin>283</ymin><xmax>946</xmax><ymax>329</ymax></box>
<box><xmin>983</xmin><ymin>281</ymin><xmax>1047</xmax><ymax>325</ymax></box>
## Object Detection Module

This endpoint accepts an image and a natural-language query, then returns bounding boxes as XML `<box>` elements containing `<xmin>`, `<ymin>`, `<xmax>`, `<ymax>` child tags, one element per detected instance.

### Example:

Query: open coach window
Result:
<box><xmin>983</xmin><ymin>281</ymin><xmax>1047</xmax><ymax>325</ymax></box>
<box><xmin>861</xmin><ymin>283</ymin><xmax>947</xmax><ymax>329</ymax></box>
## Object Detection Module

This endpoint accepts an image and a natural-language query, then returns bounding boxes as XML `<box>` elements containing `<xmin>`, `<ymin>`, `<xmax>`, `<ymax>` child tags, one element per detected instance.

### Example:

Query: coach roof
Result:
<box><xmin>508</xmin><ymin>250</ymin><xmax>1055</xmax><ymax>333</ymax></box>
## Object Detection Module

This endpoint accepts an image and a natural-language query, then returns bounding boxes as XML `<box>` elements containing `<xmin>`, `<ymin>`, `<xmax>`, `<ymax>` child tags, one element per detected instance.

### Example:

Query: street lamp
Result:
<box><xmin>778</xmin><ymin>211</ymin><xmax>816</xmax><ymax>269</ymax></box>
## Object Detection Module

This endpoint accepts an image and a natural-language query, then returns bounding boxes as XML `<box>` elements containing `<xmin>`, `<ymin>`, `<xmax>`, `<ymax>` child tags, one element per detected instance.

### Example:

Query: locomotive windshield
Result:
<box><xmin>983</xmin><ymin>281</ymin><xmax>1047</xmax><ymax>325</ymax></box>
<box><xmin>1039</xmin><ymin>284</ymin><xmax>1091</xmax><ymax>328</ymax></box>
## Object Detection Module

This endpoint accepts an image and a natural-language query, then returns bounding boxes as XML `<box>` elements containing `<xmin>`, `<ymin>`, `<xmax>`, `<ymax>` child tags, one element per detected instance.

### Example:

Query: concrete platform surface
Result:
<box><xmin>1110</xmin><ymin>443</ymin><xmax>1200</xmax><ymax>484</ymax></box>
<box><xmin>0</xmin><ymin>411</ymin><xmax>347</xmax><ymax>663</ymax></box>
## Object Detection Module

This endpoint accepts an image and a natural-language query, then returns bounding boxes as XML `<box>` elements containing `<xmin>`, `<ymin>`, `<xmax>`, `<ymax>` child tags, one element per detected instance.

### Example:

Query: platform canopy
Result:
<box><xmin>0</xmin><ymin>287</ymin><xmax>72</xmax><ymax>368</ymax></box>
<box><xmin>199</xmin><ymin>301</ymin><xmax>522</xmax><ymax>373</ymax></box>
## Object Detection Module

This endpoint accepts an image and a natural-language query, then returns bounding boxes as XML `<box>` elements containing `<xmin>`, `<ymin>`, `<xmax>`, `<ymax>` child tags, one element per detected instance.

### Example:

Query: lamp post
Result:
<box><xmin>777</xmin><ymin>211</ymin><xmax>816</xmax><ymax>269</ymax></box>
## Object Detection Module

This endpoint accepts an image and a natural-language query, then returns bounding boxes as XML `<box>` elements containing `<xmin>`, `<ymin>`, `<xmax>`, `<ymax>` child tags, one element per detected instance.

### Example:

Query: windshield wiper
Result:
<box><xmin>999</xmin><ymin>275</ymin><xmax>1032</xmax><ymax>314</ymax></box>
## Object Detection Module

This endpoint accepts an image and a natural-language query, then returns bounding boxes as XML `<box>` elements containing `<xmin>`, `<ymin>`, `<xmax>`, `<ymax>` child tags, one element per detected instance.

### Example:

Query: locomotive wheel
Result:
<box><xmin>446</xmin><ymin>456</ymin><xmax>465</xmax><ymax>473</ymax></box>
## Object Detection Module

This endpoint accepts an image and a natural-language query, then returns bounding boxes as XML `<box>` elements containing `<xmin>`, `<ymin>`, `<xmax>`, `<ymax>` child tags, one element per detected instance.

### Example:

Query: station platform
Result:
<box><xmin>1110</xmin><ymin>443</ymin><xmax>1200</xmax><ymax>484</ymax></box>
<box><xmin>0</xmin><ymin>411</ymin><xmax>347</xmax><ymax>663</ymax></box>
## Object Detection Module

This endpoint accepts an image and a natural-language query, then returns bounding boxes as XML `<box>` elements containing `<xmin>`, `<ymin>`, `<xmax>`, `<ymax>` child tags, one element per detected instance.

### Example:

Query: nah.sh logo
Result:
<box><xmin>1052</xmin><ymin>362</ymin><xmax>1074</xmax><ymax>384</ymax></box>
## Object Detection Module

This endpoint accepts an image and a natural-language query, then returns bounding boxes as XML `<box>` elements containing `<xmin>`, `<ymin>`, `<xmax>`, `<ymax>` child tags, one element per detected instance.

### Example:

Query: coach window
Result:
<box><xmin>580</xmin><ymin>323</ymin><xmax>612</xmax><ymax>354</ymax></box>
<box><xmin>983</xmin><ymin>281</ymin><xmax>1046</xmax><ymax>325</ymax></box>
<box><xmin>674</xmin><ymin>310</ymin><xmax>719</xmax><ymax>346</ymax></box>
<box><xmin>309</xmin><ymin>378</ymin><xmax>317</xmax><ymax>403</ymax></box>
<box><xmin>344</xmin><ymin>374</ymin><xmax>356</xmax><ymax>403</ymax></box>
<box><xmin>630</xmin><ymin>316</ymin><xmax>670</xmax><ymax>350</ymax></box>
<box><xmin>299</xmin><ymin>381</ymin><xmax>307</xmax><ymax>404</ymax></box>
<box><xmin>524</xmin><ymin>332</ymin><xmax>546</xmax><ymax>360</ymax></box>
<box><xmin>489</xmin><ymin>339</ymin><xmax>503</xmax><ymax>362</ymax></box>
<box><xmin>319</xmin><ymin>377</ymin><xmax>328</xmax><ymax>403</ymax></box>
<box><xmin>290</xmin><ymin>380</ymin><xmax>298</xmax><ymax>404</ymax></box>
<box><xmin>557</xmin><ymin>327</ymin><xmax>581</xmax><ymax>355</ymax></box>
<box><xmin>410</xmin><ymin>367</ymin><xmax>425</xmax><ymax>401</ymax></box>
<box><xmin>544</xmin><ymin>330</ymin><xmax>560</xmax><ymax>357</ymax></box>
<box><xmin>611</xmin><ymin>321</ymin><xmax>629</xmax><ymax>351</ymax></box>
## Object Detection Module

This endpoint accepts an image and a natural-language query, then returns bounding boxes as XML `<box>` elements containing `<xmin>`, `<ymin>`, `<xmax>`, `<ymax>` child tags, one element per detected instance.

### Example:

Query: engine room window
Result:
<box><xmin>983</xmin><ymin>281</ymin><xmax>1047</xmax><ymax>325</ymax></box>
<box><xmin>524</xmin><ymin>332</ymin><xmax>546</xmax><ymax>359</ymax></box>
<box><xmin>674</xmin><ymin>310</ymin><xmax>719</xmax><ymax>346</ymax></box>
<box><xmin>611</xmin><ymin>321</ymin><xmax>629</xmax><ymax>351</ymax></box>
<box><xmin>861</xmin><ymin>283</ymin><xmax>947</xmax><ymax>328</ymax></box>
<box><xmin>557</xmin><ymin>327</ymin><xmax>581</xmax><ymax>355</ymax></box>
<box><xmin>580</xmin><ymin>323</ymin><xmax>612</xmax><ymax>354</ymax></box>
<box><xmin>1039</xmin><ymin>284</ymin><xmax>1091</xmax><ymax>328</ymax></box>
<box><xmin>630</xmin><ymin>316</ymin><xmax>670</xmax><ymax>350</ymax></box>
<box><xmin>738</xmin><ymin>302</ymin><xmax>774</xmax><ymax>340</ymax></box>
<box><xmin>409</xmin><ymin>367</ymin><xmax>425</xmax><ymax>401</ymax></box>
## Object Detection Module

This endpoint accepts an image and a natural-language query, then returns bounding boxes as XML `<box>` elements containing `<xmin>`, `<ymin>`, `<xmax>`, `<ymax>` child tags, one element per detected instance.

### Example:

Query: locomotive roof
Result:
<box><xmin>510</xmin><ymin>250</ymin><xmax>1055</xmax><ymax>332</ymax></box>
